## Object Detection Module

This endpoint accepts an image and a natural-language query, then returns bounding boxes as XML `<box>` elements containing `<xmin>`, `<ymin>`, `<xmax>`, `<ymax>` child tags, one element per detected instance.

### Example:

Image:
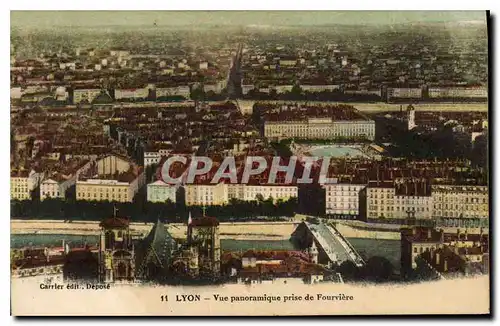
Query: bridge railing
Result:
<box><xmin>327</xmin><ymin>223</ymin><xmax>366</xmax><ymax>266</ymax></box>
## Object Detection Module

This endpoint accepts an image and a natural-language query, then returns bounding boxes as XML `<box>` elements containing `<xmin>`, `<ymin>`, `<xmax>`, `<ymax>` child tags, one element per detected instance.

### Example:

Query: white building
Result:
<box><xmin>387</xmin><ymin>87</ymin><xmax>423</xmax><ymax>99</ymax></box>
<box><xmin>40</xmin><ymin>176</ymin><xmax>73</xmax><ymax>200</ymax></box>
<box><xmin>300</xmin><ymin>85</ymin><xmax>340</xmax><ymax>93</ymax></box>
<box><xmin>156</xmin><ymin>86</ymin><xmax>191</xmax><ymax>99</ymax></box>
<box><xmin>428</xmin><ymin>87</ymin><xmax>488</xmax><ymax>99</ymax></box>
<box><xmin>144</xmin><ymin>151</ymin><xmax>162</xmax><ymax>167</ymax></box>
<box><xmin>76</xmin><ymin>155</ymin><xmax>145</xmax><ymax>202</ymax></box>
<box><xmin>431</xmin><ymin>185</ymin><xmax>489</xmax><ymax>219</ymax></box>
<box><xmin>242</xmin><ymin>184</ymin><xmax>298</xmax><ymax>202</ymax></box>
<box><xmin>274</xmin><ymin>85</ymin><xmax>294</xmax><ymax>94</ymax></box>
<box><xmin>325</xmin><ymin>184</ymin><xmax>366</xmax><ymax>217</ymax></box>
<box><xmin>11</xmin><ymin>169</ymin><xmax>44</xmax><ymax>200</ymax></box>
<box><xmin>76</xmin><ymin>176</ymin><xmax>144</xmax><ymax>203</ymax></box>
<box><xmin>183</xmin><ymin>182</ymin><xmax>298</xmax><ymax>206</ymax></box>
<box><xmin>115</xmin><ymin>88</ymin><xmax>149</xmax><ymax>101</ymax></box>
<box><xmin>365</xmin><ymin>181</ymin><xmax>433</xmax><ymax>220</ymax></box>
<box><xmin>147</xmin><ymin>180</ymin><xmax>178</xmax><ymax>203</ymax></box>
<box><xmin>241</xmin><ymin>85</ymin><xmax>255</xmax><ymax>95</ymax></box>
<box><xmin>10</xmin><ymin>87</ymin><xmax>22</xmax><ymax>99</ymax></box>
<box><xmin>40</xmin><ymin>160</ymin><xmax>93</xmax><ymax>201</ymax></box>
<box><xmin>265</xmin><ymin>118</ymin><xmax>375</xmax><ymax>141</ymax></box>
<box><xmin>73</xmin><ymin>89</ymin><xmax>102</xmax><ymax>104</ymax></box>
<box><xmin>185</xmin><ymin>182</ymin><xmax>229</xmax><ymax>206</ymax></box>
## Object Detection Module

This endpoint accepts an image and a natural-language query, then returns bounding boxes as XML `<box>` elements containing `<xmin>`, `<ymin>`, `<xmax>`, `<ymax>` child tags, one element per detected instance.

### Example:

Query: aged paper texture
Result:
<box><xmin>10</xmin><ymin>11</ymin><xmax>490</xmax><ymax>316</ymax></box>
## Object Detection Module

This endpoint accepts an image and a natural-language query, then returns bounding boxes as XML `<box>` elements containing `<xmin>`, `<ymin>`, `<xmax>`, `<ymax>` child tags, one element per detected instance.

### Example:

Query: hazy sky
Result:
<box><xmin>11</xmin><ymin>11</ymin><xmax>487</xmax><ymax>28</ymax></box>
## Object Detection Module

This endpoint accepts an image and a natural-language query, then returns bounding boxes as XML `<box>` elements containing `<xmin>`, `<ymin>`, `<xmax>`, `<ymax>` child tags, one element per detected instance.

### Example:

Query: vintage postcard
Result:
<box><xmin>10</xmin><ymin>11</ymin><xmax>490</xmax><ymax>316</ymax></box>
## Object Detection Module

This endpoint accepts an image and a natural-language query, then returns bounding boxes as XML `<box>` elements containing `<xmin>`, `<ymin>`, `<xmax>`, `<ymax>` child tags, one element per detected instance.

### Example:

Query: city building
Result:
<box><xmin>76</xmin><ymin>155</ymin><xmax>145</xmax><ymax>203</ymax></box>
<box><xmin>184</xmin><ymin>182</ymin><xmax>228</xmax><ymax>206</ymax></box>
<box><xmin>147</xmin><ymin>180</ymin><xmax>178</xmax><ymax>203</ymax></box>
<box><xmin>135</xmin><ymin>219</ymin><xmax>177</xmax><ymax>281</ymax></box>
<box><xmin>428</xmin><ymin>87</ymin><xmax>488</xmax><ymax>99</ymax></box>
<box><xmin>265</xmin><ymin>118</ymin><xmax>375</xmax><ymax>141</ymax></box>
<box><xmin>11</xmin><ymin>168</ymin><xmax>44</xmax><ymax>200</ymax></box>
<box><xmin>387</xmin><ymin>87</ymin><xmax>423</xmax><ymax>100</ymax></box>
<box><xmin>98</xmin><ymin>214</ymin><xmax>135</xmax><ymax>283</ymax></box>
<box><xmin>325</xmin><ymin>184</ymin><xmax>366</xmax><ymax>218</ymax></box>
<box><xmin>431</xmin><ymin>185</ymin><xmax>489</xmax><ymax>219</ymax></box>
<box><xmin>114</xmin><ymin>87</ymin><xmax>149</xmax><ymax>101</ymax></box>
<box><xmin>241</xmin><ymin>184</ymin><xmax>298</xmax><ymax>202</ymax></box>
<box><xmin>187</xmin><ymin>215</ymin><xmax>221</xmax><ymax>277</ymax></box>
<box><xmin>364</xmin><ymin>180</ymin><xmax>432</xmax><ymax>220</ymax></box>
<box><xmin>401</xmin><ymin>227</ymin><xmax>489</xmax><ymax>280</ymax></box>
<box><xmin>73</xmin><ymin>88</ymin><xmax>102</xmax><ymax>104</ymax></box>
<box><xmin>40</xmin><ymin>159</ymin><xmax>93</xmax><ymax>201</ymax></box>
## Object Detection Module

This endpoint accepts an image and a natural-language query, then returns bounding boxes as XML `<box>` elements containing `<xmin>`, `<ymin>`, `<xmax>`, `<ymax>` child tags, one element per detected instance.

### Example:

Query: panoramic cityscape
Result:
<box><xmin>10</xmin><ymin>11</ymin><xmax>489</xmax><ymax>289</ymax></box>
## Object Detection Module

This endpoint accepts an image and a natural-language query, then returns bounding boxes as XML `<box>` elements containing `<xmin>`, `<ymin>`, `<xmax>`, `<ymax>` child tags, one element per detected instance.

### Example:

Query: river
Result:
<box><xmin>11</xmin><ymin>234</ymin><xmax>400</xmax><ymax>271</ymax></box>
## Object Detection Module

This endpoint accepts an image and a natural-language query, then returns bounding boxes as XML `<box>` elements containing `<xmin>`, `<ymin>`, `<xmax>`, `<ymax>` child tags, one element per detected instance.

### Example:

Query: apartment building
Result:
<box><xmin>73</xmin><ymin>88</ymin><xmax>102</xmax><ymax>104</ymax></box>
<box><xmin>401</xmin><ymin>227</ymin><xmax>489</xmax><ymax>279</ymax></box>
<box><xmin>365</xmin><ymin>180</ymin><xmax>432</xmax><ymax>220</ymax></box>
<box><xmin>115</xmin><ymin>88</ymin><xmax>149</xmax><ymax>101</ymax></box>
<box><xmin>156</xmin><ymin>86</ymin><xmax>191</xmax><ymax>99</ymax></box>
<box><xmin>300</xmin><ymin>84</ymin><xmax>340</xmax><ymax>93</ymax></box>
<box><xmin>387</xmin><ymin>87</ymin><xmax>423</xmax><ymax>99</ymax></box>
<box><xmin>364</xmin><ymin>182</ymin><xmax>396</xmax><ymax>219</ymax></box>
<box><xmin>144</xmin><ymin>151</ymin><xmax>162</xmax><ymax>167</ymax></box>
<box><xmin>184</xmin><ymin>182</ymin><xmax>229</xmax><ymax>206</ymax></box>
<box><xmin>183</xmin><ymin>182</ymin><xmax>298</xmax><ymax>206</ymax></box>
<box><xmin>325</xmin><ymin>184</ymin><xmax>366</xmax><ymax>217</ymax></box>
<box><xmin>428</xmin><ymin>87</ymin><xmax>488</xmax><ymax>99</ymax></box>
<box><xmin>264</xmin><ymin>118</ymin><xmax>375</xmax><ymax>141</ymax></box>
<box><xmin>76</xmin><ymin>155</ymin><xmax>145</xmax><ymax>203</ymax></box>
<box><xmin>241</xmin><ymin>184</ymin><xmax>298</xmax><ymax>202</ymax></box>
<box><xmin>40</xmin><ymin>159</ymin><xmax>93</xmax><ymax>201</ymax></box>
<box><xmin>146</xmin><ymin>180</ymin><xmax>178</xmax><ymax>203</ymax></box>
<box><xmin>11</xmin><ymin>169</ymin><xmax>44</xmax><ymax>200</ymax></box>
<box><xmin>431</xmin><ymin>185</ymin><xmax>489</xmax><ymax>219</ymax></box>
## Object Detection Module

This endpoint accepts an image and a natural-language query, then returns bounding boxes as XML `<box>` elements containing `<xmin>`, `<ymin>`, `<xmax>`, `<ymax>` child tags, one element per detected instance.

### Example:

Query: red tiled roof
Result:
<box><xmin>190</xmin><ymin>216</ymin><xmax>219</xmax><ymax>227</ymax></box>
<box><xmin>99</xmin><ymin>216</ymin><xmax>130</xmax><ymax>229</ymax></box>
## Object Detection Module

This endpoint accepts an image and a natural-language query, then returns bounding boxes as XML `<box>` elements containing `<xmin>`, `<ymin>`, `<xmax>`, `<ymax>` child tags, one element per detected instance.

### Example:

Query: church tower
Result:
<box><xmin>309</xmin><ymin>241</ymin><xmax>319</xmax><ymax>264</ymax></box>
<box><xmin>188</xmin><ymin>214</ymin><xmax>221</xmax><ymax>278</ymax></box>
<box><xmin>98</xmin><ymin>209</ymin><xmax>135</xmax><ymax>283</ymax></box>
<box><xmin>407</xmin><ymin>105</ymin><xmax>416</xmax><ymax>130</ymax></box>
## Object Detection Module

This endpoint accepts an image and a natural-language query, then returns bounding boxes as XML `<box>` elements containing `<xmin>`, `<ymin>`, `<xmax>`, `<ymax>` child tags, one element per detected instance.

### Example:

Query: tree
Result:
<box><xmin>362</xmin><ymin>256</ymin><xmax>394</xmax><ymax>282</ymax></box>
<box><xmin>337</xmin><ymin>260</ymin><xmax>361</xmax><ymax>282</ymax></box>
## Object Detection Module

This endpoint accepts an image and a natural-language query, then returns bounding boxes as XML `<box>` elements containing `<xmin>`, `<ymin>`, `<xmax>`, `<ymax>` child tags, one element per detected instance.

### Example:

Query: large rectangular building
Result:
<box><xmin>325</xmin><ymin>183</ymin><xmax>366</xmax><ymax>218</ymax></box>
<box><xmin>147</xmin><ymin>180</ymin><xmax>178</xmax><ymax>203</ymax></box>
<box><xmin>264</xmin><ymin>118</ymin><xmax>375</xmax><ymax>141</ymax></box>
<box><xmin>364</xmin><ymin>180</ymin><xmax>433</xmax><ymax>220</ymax></box>
<box><xmin>428</xmin><ymin>87</ymin><xmax>487</xmax><ymax>99</ymax></box>
<box><xmin>76</xmin><ymin>155</ymin><xmax>145</xmax><ymax>203</ymax></box>
<box><xmin>183</xmin><ymin>182</ymin><xmax>298</xmax><ymax>206</ymax></box>
<box><xmin>11</xmin><ymin>169</ymin><xmax>44</xmax><ymax>200</ymax></box>
<box><xmin>431</xmin><ymin>185</ymin><xmax>489</xmax><ymax>219</ymax></box>
<box><xmin>73</xmin><ymin>89</ymin><xmax>102</xmax><ymax>104</ymax></box>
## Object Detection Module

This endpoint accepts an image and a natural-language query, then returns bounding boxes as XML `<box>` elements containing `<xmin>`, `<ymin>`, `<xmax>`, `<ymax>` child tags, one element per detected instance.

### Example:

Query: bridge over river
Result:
<box><xmin>291</xmin><ymin>218</ymin><xmax>366</xmax><ymax>268</ymax></box>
